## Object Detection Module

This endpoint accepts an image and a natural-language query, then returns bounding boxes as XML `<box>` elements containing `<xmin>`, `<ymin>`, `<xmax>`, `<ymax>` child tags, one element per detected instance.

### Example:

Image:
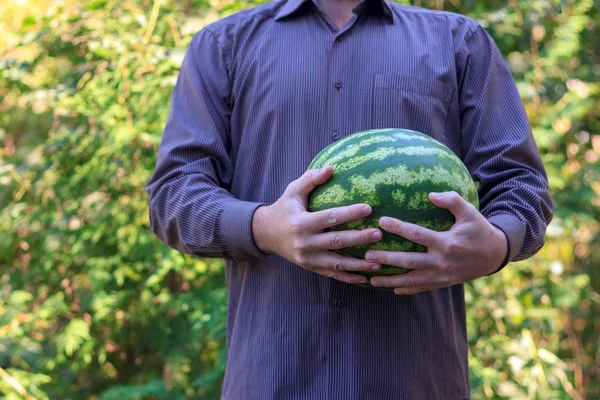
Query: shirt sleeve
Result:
<box><xmin>457</xmin><ymin>24</ymin><xmax>553</xmax><ymax>266</ymax></box>
<box><xmin>145</xmin><ymin>28</ymin><xmax>266</xmax><ymax>262</ymax></box>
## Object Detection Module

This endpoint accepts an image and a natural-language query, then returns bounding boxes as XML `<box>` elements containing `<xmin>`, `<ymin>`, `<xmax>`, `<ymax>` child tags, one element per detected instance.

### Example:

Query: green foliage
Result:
<box><xmin>1</xmin><ymin>0</ymin><xmax>598</xmax><ymax>399</ymax></box>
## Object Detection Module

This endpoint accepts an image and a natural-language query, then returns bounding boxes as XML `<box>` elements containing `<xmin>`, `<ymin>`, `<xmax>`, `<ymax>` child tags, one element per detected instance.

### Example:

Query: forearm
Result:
<box><xmin>147</xmin><ymin>173</ymin><xmax>265</xmax><ymax>261</ymax></box>
<box><xmin>458</xmin><ymin>24</ymin><xmax>553</xmax><ymax>264</ymax></box>
<box><xmin>474</xmin><ymin>126</ymin><xmax>552</xmax><ymax>261</ymax></box>
<box><xmin>479</xmin><ymin>169</ymin><xmax>552</xmax><ymax>261</ymax></box>
<box><xmin>146</xmin><ymin>28</ymin><xmax>267</xmax><ymax>262</ymax></box>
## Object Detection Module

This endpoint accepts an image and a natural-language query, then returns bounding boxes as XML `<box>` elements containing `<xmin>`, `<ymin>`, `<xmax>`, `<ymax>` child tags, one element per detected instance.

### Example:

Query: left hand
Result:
<box><xmin>365</xmin><ymin>191</ymin><xmax>508</xmax><ymax>295</ymax></box>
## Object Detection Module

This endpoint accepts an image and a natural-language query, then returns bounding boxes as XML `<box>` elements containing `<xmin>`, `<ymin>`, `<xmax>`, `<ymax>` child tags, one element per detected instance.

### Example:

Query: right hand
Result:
<box><xmin>251</xmin><ymin>166</ymin><xmax>383</xmax><ymax>284</ymax></box>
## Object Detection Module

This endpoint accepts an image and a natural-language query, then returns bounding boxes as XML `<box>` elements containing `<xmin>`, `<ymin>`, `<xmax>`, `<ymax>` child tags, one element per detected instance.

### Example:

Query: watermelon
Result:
<box><xmin>307</xmin><ymin>128</ymin><xmax>479</xmax><ymax>289</ymax></box>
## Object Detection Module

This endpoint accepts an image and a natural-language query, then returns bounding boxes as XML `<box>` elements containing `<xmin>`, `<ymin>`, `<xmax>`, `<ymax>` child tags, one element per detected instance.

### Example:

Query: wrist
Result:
<box><xmin>251</xmin><ymin>205</ymin><xmax>273</xmax><ymax>254</ymax></box>
<box><xmin>489</xmin><ymin>224</ymin><xmax>509</xmax><ymax>272</ymax></box>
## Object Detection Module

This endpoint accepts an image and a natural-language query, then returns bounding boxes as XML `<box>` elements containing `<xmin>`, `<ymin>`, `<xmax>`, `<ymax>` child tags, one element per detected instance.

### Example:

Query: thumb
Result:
<box><xmin>288</xmin><ymin>166</ymin><xmax>334</xmax><ymax>198</ymax></box>
<box><xmin>428</xmin><ymin>191</ymin><xmax>473</xmax><ymax>221</ymax></box>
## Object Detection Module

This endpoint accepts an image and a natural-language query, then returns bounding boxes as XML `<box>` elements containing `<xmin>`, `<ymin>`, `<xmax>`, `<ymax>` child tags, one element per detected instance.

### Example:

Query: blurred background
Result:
<box><xmin>1</xmin><ymin>0</ymin><xmax>599</xmax><ymax>399</ymax></box>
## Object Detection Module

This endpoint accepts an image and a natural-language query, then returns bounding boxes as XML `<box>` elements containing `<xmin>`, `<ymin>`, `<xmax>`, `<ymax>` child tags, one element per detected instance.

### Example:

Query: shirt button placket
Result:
<box><xmin>328</xmin><ymin>33</ymin><xmax>344</xmax><ymax>141</ymax></box>
<box><xmin>332</xmin><ymin>79</ymin><xmax>342</xmax><ymax>140</ymax></box>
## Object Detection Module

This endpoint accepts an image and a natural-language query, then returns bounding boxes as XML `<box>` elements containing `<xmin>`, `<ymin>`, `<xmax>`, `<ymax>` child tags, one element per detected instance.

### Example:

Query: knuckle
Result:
<box><xmin>439</xmin><ymin>258</ymin><xmax>455</xmax><ymax>272</ymax></box>
<box><xmin>444</xmin><ymin>239</ymin><xmax>461</xmax><ymax>254</ymax></box>
<box><xmin>293</xmin><ymin>239</ymin><xmax>307</xmax><ymax>252</ymax></box>
<box><xmin>407</xmin><ymin>277</ymin><xmax>418</xmax><ymax>288</ymax></box>
<box><xmin>326</xmin><ymin>211</ymin><xmax>338</xmax><ymax>224</ymax></box>
<box><xmin>404</xmin><ymin>255</ymin><xmax>414</xmax><ymax>269</ymax></box>
<box><xmin>303</xmin><ymin>170</ymin><xmax>316</xmax><ymax>183</ymax></box>
<box><xmin>332</xmin><ymin>260</ymin><xmax>343</xmax><ymax>271</ymax></box>
<box><xmin>331</xmin><ymin>234</ymin><xmax>344</xmax><ymax>248</ymax></box>
<box><xmin>286</xmin><ymin>180</ymin><xmax>298</xmax><ymax>194</ymax></box>
<box><xmin>380</xmin><ymin>252</ymin><xmax>388</xmax><ymax>265</ymax></box>
<box><xmin>411</xmin><ymin>226</ymin><xmax>422</xmax><ymax>241</ymax></box>
<box><xmin>296</xmin><ymin>254</ymin><xmax>308</xmax><ymax>266</ymax></box>
<box><xmin>290</xmin><ymin>218</ymin><xmax>304</xmax><ymax>234</ymax></box>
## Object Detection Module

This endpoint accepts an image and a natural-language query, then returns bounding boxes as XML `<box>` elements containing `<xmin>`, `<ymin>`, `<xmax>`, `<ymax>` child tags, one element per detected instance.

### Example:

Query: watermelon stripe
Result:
<box><xmin>308</xmin><ymin>129</ymin><xmax>391</xmax><ymax>169</ymax></box>
<box><xmin>309</xmin><ymin>129</ymin><xmax>397</xmax><ymax>168</ymax></box>
<box><xmin>312</xmin><ymin>129</ymin><xmax>449</xmax><ymax>165</ymax></box>
<box><xmin>344</xmin><ymin>219</ymin><xmax>370</xmax><ymax>230</ymax></box>
<box><xmin>346</xmin><ymin>165</ymin><xmax>477</xmax><ymax>206</ymax></box>
<box><xmin>334</xmin><ymin>145</ymin><xmax>461</xmax><ymax>174</ymax></box>
<box><xmin>352</xmin><ymin>240</ymin><xmax>416</xmax><ymax>252</ymax></box>
<box><xmin>406</xmin><ymin>192</ymin><xmax>436</xmax><ymax>210</ymax></box>
<box><xmin>391</xmin><ymin>189</ymin><xmax>406</xmax><ymax>206</ymax></box>
<box><xmin>317</xmin><ymin>136</ymin><xmax>399</xmax><ymax>167</ymax></box>
<box><xmin>309</xmin><ymin>184</ymin><xmax>350</xmax><ymax>208</ymax></box>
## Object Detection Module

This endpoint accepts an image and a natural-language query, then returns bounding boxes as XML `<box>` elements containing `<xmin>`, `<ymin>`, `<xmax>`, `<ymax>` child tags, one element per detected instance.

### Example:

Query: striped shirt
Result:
<box><xmin>146</xmin><ymin>1</ymin><xmax>553</xmax><ymax>398</ymax></box>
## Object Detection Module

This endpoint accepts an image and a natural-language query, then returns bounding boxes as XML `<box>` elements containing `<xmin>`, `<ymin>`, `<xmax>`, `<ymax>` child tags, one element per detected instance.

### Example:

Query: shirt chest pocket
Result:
<box><xmin>372</xmin><ymin>73</ymin><xmax>454</xmax><ymax>144</ymax></box>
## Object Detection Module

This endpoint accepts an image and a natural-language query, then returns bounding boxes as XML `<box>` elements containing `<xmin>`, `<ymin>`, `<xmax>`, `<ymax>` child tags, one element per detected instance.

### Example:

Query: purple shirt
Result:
<box><xmin>146</xmin><ymin>1</ymin><xmax>553</xmax><ymax>398</ymax></box>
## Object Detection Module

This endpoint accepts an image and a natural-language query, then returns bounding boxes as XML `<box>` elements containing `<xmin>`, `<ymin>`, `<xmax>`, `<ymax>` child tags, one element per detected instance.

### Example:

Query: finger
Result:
<box><xmin>308</xmin><ymin>203</ymin><xmax>373</xmax><ymax>231</ymax></box>
<box><xmin>370</xmin><ymin>270</ymin><xmax>436</xmax><ymax>288</ymax></box>
<box><xmin>428</xmin><ymin>191</ymin><xmax>475</xmax><ymax>221</ymax></box>
<box><xmin>287</xmin><ymin>166</ymin><xmax>334</xmax><ymax>198</ymax></box>
<box><xmin>364</xmin><ymin>251</ymin><xmax>435</xmax><ymax>270</ymax></box>
<box><xmin>378</xmin><ymin>217</ymin><xmax>442</xmax><ymax>248</ymax></box>
<box><xmin>312</xmin><ymin>267</ymin><xmax>368</xmax><ymax>285</ymax></box>
<box><xmin>307</xmin><ymin>251</ymin><xmax>381</xmax><ymax>273</ymax></box>
<box><xmin>310</xmin><ymin>228</ymin><xmax>382</xmax><ymax>250</ymax></box>
<box><xmin>394</xmin><ymin>287</ymin><xmax>430</xmax><ymax>295</ymax></box>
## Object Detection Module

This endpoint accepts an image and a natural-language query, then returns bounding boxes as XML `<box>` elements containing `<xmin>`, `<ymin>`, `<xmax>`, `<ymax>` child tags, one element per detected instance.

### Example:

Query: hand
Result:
<box><xmin>252</xmin><ymin>166</ymin><xmax>383</xmax><ymax>284</ymax></box>
<box><xmin>364</xmin><ymin>191</ymin><xmax>508</xmax><ymax>295</ymax></box>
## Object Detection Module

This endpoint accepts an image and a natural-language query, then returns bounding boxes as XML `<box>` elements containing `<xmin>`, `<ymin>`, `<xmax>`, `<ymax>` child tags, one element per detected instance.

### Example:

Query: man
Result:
<box><xmin>146</xmin><ymin>0</ymin><xmax>553</xmax><ymax>398</ymax></box>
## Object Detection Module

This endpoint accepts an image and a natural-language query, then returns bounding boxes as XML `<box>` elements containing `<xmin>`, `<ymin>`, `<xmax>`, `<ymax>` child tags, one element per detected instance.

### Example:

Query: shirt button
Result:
<box><xmin>336</xmin><ymin>297</ymin><xmax>347</xmax><ymax>308</ymax></box>
<box><xmin>332</xmin><ymin>131</ymin><xmax>340</xmax><ymax>140</ymax></box>
<box><xmin>335</xmin><ymin>80</ymin><xmax>342</xmax><ymax>89</ymax></box>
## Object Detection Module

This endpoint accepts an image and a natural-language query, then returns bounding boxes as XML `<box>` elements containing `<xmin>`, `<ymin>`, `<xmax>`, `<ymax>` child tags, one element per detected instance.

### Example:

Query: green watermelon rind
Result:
<box><xmin>307</xmin><ymin>128</ymin><xmax>479</xmax><ymax>290</ymax></box>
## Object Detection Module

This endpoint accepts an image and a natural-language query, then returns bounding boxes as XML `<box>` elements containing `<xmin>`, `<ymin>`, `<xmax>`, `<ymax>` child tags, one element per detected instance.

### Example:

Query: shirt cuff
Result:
<box><xmin>486</xmin><ymin>214</ymin><xmax>525</xmax><ymax>273</ymax></box>
<box><xmin>220</xmin><ymin>200</ymin><xmax>267</xmax><ymax>262</ymax></box>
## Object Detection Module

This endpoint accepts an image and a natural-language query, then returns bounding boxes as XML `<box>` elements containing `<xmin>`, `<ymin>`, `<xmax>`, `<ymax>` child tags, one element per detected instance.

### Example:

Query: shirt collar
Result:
<box><xmin>274</xmin><ymin>0</ymin><xmax>395</xmax><ymax>23</ymax></box>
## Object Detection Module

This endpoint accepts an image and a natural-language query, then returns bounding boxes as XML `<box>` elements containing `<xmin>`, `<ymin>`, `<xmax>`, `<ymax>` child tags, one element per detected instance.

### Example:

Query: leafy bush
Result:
<box><xmin>1</xmin><ymin>0</ymin><xmax>598</xmax><ymax>398</ymax></box>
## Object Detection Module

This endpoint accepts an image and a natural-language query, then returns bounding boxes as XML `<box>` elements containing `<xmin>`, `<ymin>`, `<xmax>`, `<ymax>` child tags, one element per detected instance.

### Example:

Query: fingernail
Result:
<box><xmin>370</xmin><ymin>278</ymin><xmax>380</xmax><ymax>286</ymax></box>
<box><xmin>371</xmin><ymin>231</ymin><xmax>381</xmax><ymax>240</ymax></box>
<box><xmin>365</xmin><ymin>251</ymin><xmax>375</xmax><ymax>261</ymax></box>
<box><xmin>371</xmin><ymin>264</ymin><xmax>380</xmax><ymax>271</ymax></box>
<box><xmin>361</xmin><ymin>205</ymin><xmax>371</xmax><ymax>213</ymax></box>
<box><xmin>379</xmin><ymin>217</ymin><xmax>390</xmax><ymax>227</ymax></box>
<box><xmin>430</xmin><ymin>192</ymin><xmax>441</xmax><ymax>199</ymax></box>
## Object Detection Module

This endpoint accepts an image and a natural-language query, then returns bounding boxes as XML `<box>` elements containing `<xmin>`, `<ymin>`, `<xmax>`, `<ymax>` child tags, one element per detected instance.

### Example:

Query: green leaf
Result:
<box><xmin>58</xmin><ymin>319</ymin><xmax>91</xmax><ymax>357</ymax></box>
